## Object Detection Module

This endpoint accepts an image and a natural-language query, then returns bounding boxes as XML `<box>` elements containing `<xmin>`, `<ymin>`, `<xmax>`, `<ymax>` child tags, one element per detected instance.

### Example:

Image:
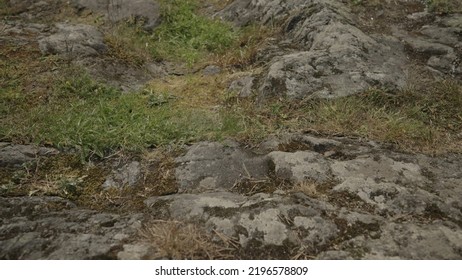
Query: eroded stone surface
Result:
<box><xmin>152</xmin><ymin>135</ymin><xmax>462</xmax><ymax>258</ymax></box>
<box><xmin>220</xmin><ymin>0</ymin><xmax>408</xmax><ymax>99</ymax></box>
<box><xmin>340</xmin><ymin>221</ymin><xmax>462</xmax><ymax>259</ymax></box>
<box><xmin>268</xmin><ymin>151</ymin><xmax>331</xmax><ymax>183</ymax></box>
<box><xmin>175</xmin><ymin>142</ymin><xmax>270</xmax><ymax>193</ymax></box>
<box><xmin>2</xmin><ymin>133</ymin><xmax>462</xmax><ymax>259</ymax></box>
<box><xmin>102</xmin><ymin>161</ymin><xmax>142</xmax><ymax>189</ymax></box>
<box><xmin>0</xmin><ymin>143</ymin><xmax>58</xmax><ymax>167</ymax></box>
<box><xmin>38</xmin><ymin>23</ymin><xmax>107</xmax><ymax>57</ymax></box>
<box><xmin>0</xmin><ymin>196</ymin><xmax>145</xmax><ymax>259</ymax></box>
<box><xmin>145</xmin><ymin>192</ymin><xmax>339</xmax><ymax>254</ymax></box>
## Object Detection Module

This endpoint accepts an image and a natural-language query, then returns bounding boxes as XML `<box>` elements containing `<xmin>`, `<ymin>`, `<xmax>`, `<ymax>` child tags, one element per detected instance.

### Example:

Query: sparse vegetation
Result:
<box><xmin>3</xmin><ymin>66</ymin><xmax>462</xmax><ymax>157</ymax></box>
<box><xmin>151</xmin><ymin>0</ymin><xmax>236</xmax><ymax>64</ymax></box>
<box><xmin>2</xmin><ymin>0</ymin><xmax>462</xmax><ymax>261</ymax></box>
<box><xmin>139</xmin><ymin>220</ymin><xmax>237</xmax><ymax>259</ymax></box>
<box><xmin>1</xmin><ymin>0</ymin><xmax>461</xmax><ymax>158</ymax></box>
<box><xmin>426</xmin><ymin>0</ymin><xmax>462</xmax><ymax>13</ymax></box>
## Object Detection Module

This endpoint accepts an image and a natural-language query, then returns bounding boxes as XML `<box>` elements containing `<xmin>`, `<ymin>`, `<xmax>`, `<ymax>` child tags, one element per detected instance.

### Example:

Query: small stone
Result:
<box><xmin>202</xmin><ymin>65</ymin><xmax>222</xmax><ymax>76</ymax></box>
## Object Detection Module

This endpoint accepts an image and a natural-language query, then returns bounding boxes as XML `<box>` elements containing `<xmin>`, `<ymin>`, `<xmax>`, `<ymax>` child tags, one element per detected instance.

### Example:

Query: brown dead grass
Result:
<box><xmin>292</xmin><ymin>181</ymin><xmax>322</xmax><ymax>198</ymax></box>
<box><xmin>139</xmin><ymin>220</ymin><xmax>238</xmax><ymax>259</ymax></box>
<box><xmin>144</xmin><ymin>73</ymin><xmax>229</xmax><ymax>110</ymax></box>
<box><xmin>214</xmin><ymin>25</ymin><xmax>279</xmax><ymax>69</ymax></box>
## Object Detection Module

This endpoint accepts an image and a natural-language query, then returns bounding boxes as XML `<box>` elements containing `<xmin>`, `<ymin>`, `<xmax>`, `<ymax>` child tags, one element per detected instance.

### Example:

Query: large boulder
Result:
<box><xmin>219</xmin><ymin>0</ymin><xmax>408</xmax><ymax>99</ymax></box>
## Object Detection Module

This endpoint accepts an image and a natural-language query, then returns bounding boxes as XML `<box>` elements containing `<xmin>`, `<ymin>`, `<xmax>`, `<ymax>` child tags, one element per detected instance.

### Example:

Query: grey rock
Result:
<box><xmin>401</xmin><ymin>35</ymin><xmax>453</xmax><ymax>56</ymax></box>
<box><xmin>330</xmin><ymin>154</ymin><xmax>426</xmax><ymax>186</ymax></box>
<box><xmin>407</xmin><ymin>11</ymin><xmax>430</xmax><ymax>21</ymax></box>
<box><xmin>228</xmin><ymin>76</ymin><xmax>255</xmax><ymax>97</ymax></box>
<box><xmin>38</xmin><ymin>23</ymin><xmax>107</xmax><ymax>57</ymax></box>
<box><xmin>260</xmin><ymin>33</ymin><xmax>407</xmax><ymax>99</ymax></box>
<box><xmin>438</xmin><ymin>14</ymin><xmax>462</xmax><ymax>29</ymax></box>
<box><xmin>0</xmin><ymin>196</ymin><xmax>145</xmax><ymax>259</ymax></box>
<box><xmin>427</xmin><ymin>53</ymin><xmax>461</xmax><ymax>76</ymax></box>
<box><xmin>146</xmin><ymin>63</ymin><xmax>168</xmax><ymax>78</ymax></box>
<box><xmin>316</xmin><ymin>250</ymin><xmax>354</xmax><ymax>260</ymax></box>
<box><xmin>175</xmin><ymin>142</ymin><xmax>270</xmax><ymax>192</ymax></box>
<box><xmin>393</xmin><ymin>27</ymin><xmax>460</xmax><ymax>76</ymax></box>
<box><xmin>221</xmin><ymin>1</ymin><xmax>408</xmax><ymax>99</ymax></box>
<box><xmin>145</xmin><ymin>192</ymin><xmax>339</xmax><ymax>254</ymax></box>
<box><xmin>102</xmin><ymin>161</ymin><xmax>142</xmax><ymax>189</ymax></box>
<box><xmin>202</xmin><ymin>65</ymin><xmax>222</xmax><ymax>76</ymax></box>
<box><xmin>332</xmin><ymin>178</ymin><xmax>443</xmax><ymax>216</ymax></box>
<box><xmin>268</xmin><ymin>151</ymin><xmax>332</xmax><ymax>183</ymax></box>
<box><xmin>0</xmin><ymin>143</ymin><xmax>58</xmax><ymax>167</ymax></box>
<box><xmin>341</xmin><ymin>221</ymin><xmax>462</xmax><ymax>259</ymax></box>
<box><xmin>73</xmin><ymin>0</ymin><xmax>161</xmax><ymax>31</ymax></box>
<box><xmin>419</xmin><ymin>25</ymin><xmax>461</xmax><ymax>46</ymax></box>
<box><xmin>117</xmin><ymin>243</ymin><xmax>156</xmax><ymax>260</ymax></box>
<box><xmin>216</xmin><ymin>0</ymin><xmax>311</xmax><ymax>26</ymax></box>
<box><xmin>256</xmin><ymin>133</ymin><xmax>341</xmax><ymax>154</ymax></box>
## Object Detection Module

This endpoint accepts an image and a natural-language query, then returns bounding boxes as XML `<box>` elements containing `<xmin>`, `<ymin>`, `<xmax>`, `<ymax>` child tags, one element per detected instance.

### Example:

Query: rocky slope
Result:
<box><xmin>0</xmin><ymin>0</ymin><xmax>461</xmax><ymax>259</ymax></box>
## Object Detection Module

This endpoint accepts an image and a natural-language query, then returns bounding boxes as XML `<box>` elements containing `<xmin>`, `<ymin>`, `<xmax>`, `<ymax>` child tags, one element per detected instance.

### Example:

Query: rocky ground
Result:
<box><xmin>1</xmin><ymin>0</ymin><xmax>461</xmax><ymax>259</ymax></box>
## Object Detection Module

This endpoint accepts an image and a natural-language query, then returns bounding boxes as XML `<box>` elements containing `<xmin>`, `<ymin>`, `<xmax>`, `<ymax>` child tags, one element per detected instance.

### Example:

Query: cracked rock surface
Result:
<box><xmin>1</xmin><ymin>0</ymin><xmax>461</xmax><ymax>259</ymax></box>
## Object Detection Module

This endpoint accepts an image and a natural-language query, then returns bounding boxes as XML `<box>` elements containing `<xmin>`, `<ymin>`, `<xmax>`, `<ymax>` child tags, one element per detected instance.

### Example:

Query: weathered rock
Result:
<box><xmin>175</xmin><ymin>142</ymin><xmax>270</xmax><ymax>192</ymax></box>
<box><xmin>0</xmin><ymin>143</ymin><xmax>58</xmax><ymax>167</ymax></box>
<box><xmin>220</xmin><ymin>0</ymin><xmax>408</xmax><ymax>99</ymax></box>
<box><xmin>331</xmin><ymin>154</ymin><xmax>427</xmax><ymax>186</ymax></box>
<box><xmin>38</xmin><ymin>23</ymin><xmax>107</xmax><ymax>57</ymax></box>
<box><xmin>261</xmin><ymin>23</ymin><xmax>407</xmax><ymax>98</ymax></box>
<box><xmin>268</xmin><ymin>151</ymin><xmax>331</xmax><ymax>183</ymax></box>
<box><xmin>145</xmin><ymin>192</ymin><xmax>339</xmax><ymax>257</ymax></box>
<box><xmin>332</xmin><ymin>178</ymin><xmax>443</xmax><ymax>216</ymax></box>
<box><xmin>117</xmin><ymin>243</ymin><xmax>157</xmax><ymax>260</ymax></box>
<box><xmin>102</xmin><ymin>161</ymin><xmax>142</xmax><ymax>189</ymax></box>
<box><xmin>256</xmin><ymin>133</ymin><xmax>342</xmax><ymax>154</ymax></box>
<box><xmin>73</xmin><ymin>0</ymin><xmax>161</xmax><ymax>31</ymax></box>
<box><xmin>228</xmin><ymin>76</ymin><xmax>255</xmax><ymax>97</ymax></box>
<box><xmin>393</xmin><ymin>13</ymin><xmax>462</xmax><ymax>77</ymax></box>
<box><xmin>2</xmin><ymin>134</ymin><xmax>462</xmax><ymax>259</ymax></box>
<box><xmin>216</xmin><ymin>0</ymin><xmax>311</xmax><ymax>26</ymax></box>
<box><xmin>0</xmin><ymin>196</ymin><xmax>145</xmax><ymax>259</ymax></box>
<box><xmin>202</xmin><ymin>65</ymin><xmax>222</xmax><ymax>76</ymax></box>
<box><xmin>420</xmin><ymin>25</ymin><xmax>461</xmax><ymax>46</ymax></box>
<box><xmin>340</xmin><ymin>221</ymin><xmax>462</xmax><ymax>259</ymax></box>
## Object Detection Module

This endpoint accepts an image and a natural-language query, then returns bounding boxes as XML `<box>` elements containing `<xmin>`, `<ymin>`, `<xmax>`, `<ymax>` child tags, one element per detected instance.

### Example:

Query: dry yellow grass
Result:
<box><xmin>292</xmin><ymin>180</ymin><xmax>328</xmax><ymax>199</ymax></box>
<box><xmin>139</xmin><ymin>220</ymin><xmax>238</xmax><ymax>259</ymax></box>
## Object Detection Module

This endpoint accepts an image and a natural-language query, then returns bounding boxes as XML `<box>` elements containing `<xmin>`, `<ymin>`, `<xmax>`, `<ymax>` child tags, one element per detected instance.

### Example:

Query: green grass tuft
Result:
<box><xmin>149</xmin><ymin>0</ymin><xmax>237</xmax><ymax>64</ymax></box>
